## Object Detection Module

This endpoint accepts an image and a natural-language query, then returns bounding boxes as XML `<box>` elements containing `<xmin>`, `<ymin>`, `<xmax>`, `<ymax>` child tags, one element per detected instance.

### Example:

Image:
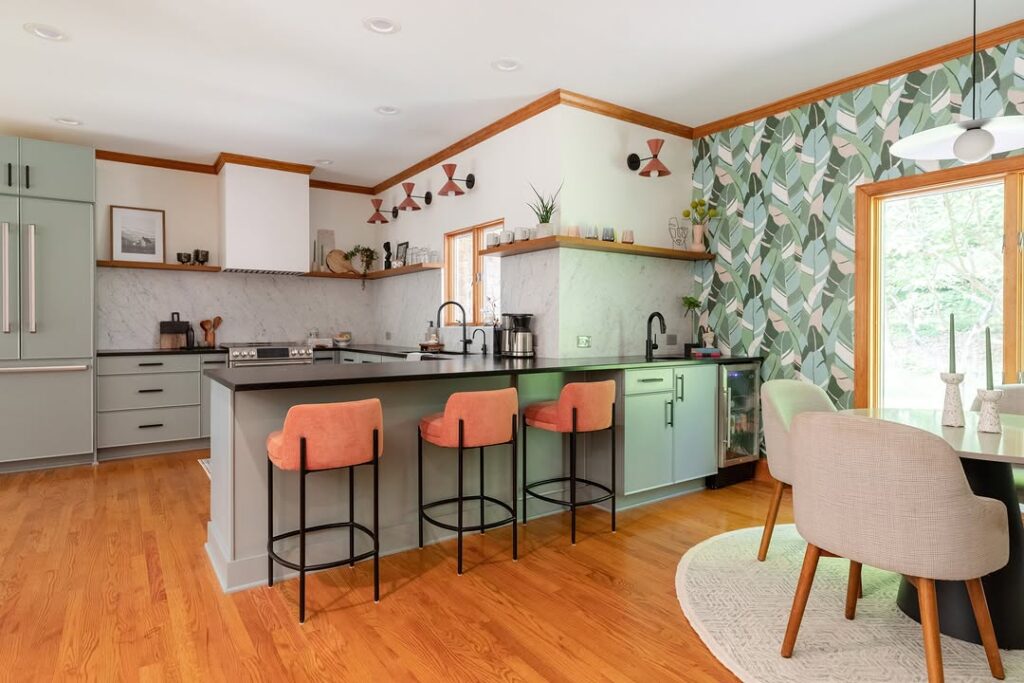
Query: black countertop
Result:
<box><xmin>98</xmin><ymin>347</ymin><xmax>226</xmax><ymax>356</ymax></box>
<box><xmin>207</xmin><ymin>354</ymin><xmax>761</xmax><ymax>392</ymax></box>
<box><xmin>323</xmin><ymin>343</ymin><xmax>420</xmax><ymax>358</ymax></box>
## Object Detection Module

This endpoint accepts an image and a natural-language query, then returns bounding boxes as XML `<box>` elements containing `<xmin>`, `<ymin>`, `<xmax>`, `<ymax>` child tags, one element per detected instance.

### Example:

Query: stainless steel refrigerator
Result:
<box><xmin>706</xmin><ymin>361</ymin><xmax>761</xmax><ymax>488</ymax></box>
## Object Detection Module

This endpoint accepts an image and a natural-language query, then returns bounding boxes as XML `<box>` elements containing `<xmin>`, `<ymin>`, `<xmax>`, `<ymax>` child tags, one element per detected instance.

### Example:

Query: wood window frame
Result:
<box><xmin>853</xmin><ymin>156</ymin><xmax>1024</xmax><ymax>408</ymax></box>
<box><xmin>443</xmin><ymin>218</ymin><xmax>504</xmax><ymax>326</ymax></box>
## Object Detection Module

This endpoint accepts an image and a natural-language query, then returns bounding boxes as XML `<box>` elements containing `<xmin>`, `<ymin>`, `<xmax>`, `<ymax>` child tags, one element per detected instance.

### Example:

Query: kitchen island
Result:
<box><xmin>205</xmin><ymin>354</ymin><xmax>759</xmax><ymax>592</ymax></box>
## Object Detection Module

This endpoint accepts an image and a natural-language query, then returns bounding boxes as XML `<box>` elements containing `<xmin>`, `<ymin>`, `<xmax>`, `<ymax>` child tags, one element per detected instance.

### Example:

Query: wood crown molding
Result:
<box><xmin>309</xmin><ymin>179</ymin><xmax>375</xmax><ymax>194</ymax></box>
<box><xmin>214</xmin><ymin>152</ymin><xmax>315</xmax><ymax>175</ymax></box>
<box><xmin>95</xmin><ymin>150</ymin><xmax>216</xmax><ymax>175</ymax></box>
<box><xmin>693</xmin><ymin>19</ymin><xmax>1024</xmax><ymax>138</ymax></box>
<box><xmin>558</xmin><ymin>89</ymin><xmax>694</xmax><ymax>139</ymax></box>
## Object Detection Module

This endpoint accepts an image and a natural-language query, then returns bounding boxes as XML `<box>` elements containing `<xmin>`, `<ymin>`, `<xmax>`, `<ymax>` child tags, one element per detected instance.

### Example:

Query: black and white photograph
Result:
<box><xmin>394</xmin><ymin>241</ymin><xmax>408</xmax><ymax>265</ymax></box>
<box><xmin>111</xmin><ymin>205</ymin><xmax>165</xmax><ymax>263</ymax></box>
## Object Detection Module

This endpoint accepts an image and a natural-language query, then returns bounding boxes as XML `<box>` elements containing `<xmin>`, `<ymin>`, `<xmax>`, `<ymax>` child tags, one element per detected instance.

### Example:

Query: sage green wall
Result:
<box><xmin>692</xmin><ymin>38</ymin><xmax>1024</xmax><ymax>407</ymax></box>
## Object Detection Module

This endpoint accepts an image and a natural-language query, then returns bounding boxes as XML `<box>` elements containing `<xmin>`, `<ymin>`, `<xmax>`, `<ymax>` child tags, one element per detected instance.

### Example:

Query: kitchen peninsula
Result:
<box><xmin>204</xmin><ymin>353</ymin><xmax>760</xmax><ymax>591</ymax></box>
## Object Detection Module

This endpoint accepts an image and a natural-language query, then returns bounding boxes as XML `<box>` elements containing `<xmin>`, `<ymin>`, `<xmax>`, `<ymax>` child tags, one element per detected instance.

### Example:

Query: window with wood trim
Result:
<box><xmin>854</xmin><ymin>160</ymin><xmax>1024</xmax><ymax>408</ymax></box>
<box><xmin>443</xmin><ymin>219</ymin><xmax>504</xmax><ymax>326</ymax></box>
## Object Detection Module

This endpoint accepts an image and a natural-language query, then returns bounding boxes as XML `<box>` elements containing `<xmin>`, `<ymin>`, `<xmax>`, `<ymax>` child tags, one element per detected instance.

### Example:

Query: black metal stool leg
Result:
<box><xmin>417</xmin><ymin>428</ymin><xmax>424</xmax><ymax>549</ymax></box>
<box><xmin>521</xmin><ymin>417</ymin><xmax>528</xmax><ymax>524</ymax></box>
<box><xmin>299</xmin><ymin>438</ymin><xmax>307</xmax><ymax>623</ymax></box>
<box><xmin>570</xmin><ymin>410</ymin><xmax>578</xmax><ymax>545</ymax></box>
<box><xmin>348</xmin><ymin>465</ymin><xmax>355</xmax><ymax>568</ymax></box>
<box><xmin>512</xmin><ymin>415</ymin><xmax>518</xmax><ymax>560</ymax></box>
<box><xmin>457</xmin><ymin>420</ymin><xmax>465</xmax><ymax>575</ymax></box>
<box><xmin>479</xmin><ymin>446</ymin><xmax>485</xmax><ymax>534</ymax></box>
<box><xmin>267</xmin><ymin>455</ymin><xmax>274</xmax><ymax>587</ymax></box>
<box><xmin>373</xmin><ymin>430</ymin><xmax>380</xmax><ymax>603</ymax></box>
<box><xmin>610</xmin><ymin>402</ymin><xmax>617</xmax><ymax>533</ymax></box>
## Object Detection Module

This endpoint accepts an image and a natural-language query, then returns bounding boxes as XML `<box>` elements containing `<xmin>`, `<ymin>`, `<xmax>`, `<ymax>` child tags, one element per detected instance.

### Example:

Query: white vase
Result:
<box><xmin>976</xmin><ymin>388</ymin><xmax>1003</xmax><ymax>434</ymax></box>
<box><xmin>536</xmin><ymin>222</ymin><xmax>553</xmax><ymax>238</ymax></box>
<box><xmin>940</xmin><ymin>372</ymin><xmax>965</xmax><ymax>428</ymax></box>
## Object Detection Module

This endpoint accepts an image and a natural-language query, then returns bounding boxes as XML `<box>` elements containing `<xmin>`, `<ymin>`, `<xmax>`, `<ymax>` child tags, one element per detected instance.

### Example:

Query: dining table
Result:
<box><xmin>844</xmin><ymin>407</ymin><xmax>1024</xmax><ymax>649</ymax></box>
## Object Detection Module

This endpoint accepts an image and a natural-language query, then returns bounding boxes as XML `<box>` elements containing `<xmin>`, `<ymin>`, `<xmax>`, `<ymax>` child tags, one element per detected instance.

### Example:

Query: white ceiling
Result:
<box><xmin>2</xmin><ymin>0</ymin><xmax>1021</xmax><ymax>185</ymax></box>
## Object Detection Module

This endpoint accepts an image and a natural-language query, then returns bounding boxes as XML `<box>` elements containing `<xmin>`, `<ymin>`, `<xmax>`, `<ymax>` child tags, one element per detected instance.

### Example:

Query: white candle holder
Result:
<box><xmin>940</xmin><ymin>372</ymin><xmax>965</xmax><ymax>428</ymax></box>
<box><xmin>976</xmin><ymin>388</ymin><xmax>1003</xmax><ymax>434</ymax></box>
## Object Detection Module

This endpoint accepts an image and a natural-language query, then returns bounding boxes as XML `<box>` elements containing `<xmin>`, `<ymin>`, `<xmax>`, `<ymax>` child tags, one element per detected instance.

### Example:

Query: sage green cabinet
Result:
<box><xmin>17</xmin><ymin>139</ymin><xmax>95</xmax><ymax>203</ymax></box>
<box><xmin>0</xmin><ymin>137</ymin><xmax>18</xmax><ymax>195</ymax></box>
<box><xmin>0</xmin><ymin>361</ymin><xmax>93</xmax><ymax>462</ymax></box>
<box><xmin>671</xmin><ymin>365</ymin><xmax>719</xmax><ymax>483</ymax></box>
<box><xmin>19</xmin><ymin>198</ymin><xmax>93</xmax><ymax>359</ymax></box>
<box><xmin>200</xmin><ymin>354</ymin><xmax>226</xmax><ymax>437</ymax></box>
<box><xmin>623</xmin><ymin>390</ymin><xmax>674</xmax><ymax>494</ymax></box>
<box><xmin>0</xmin><ymin>196</ymin><xmax>19</xmax><ymax>361</ymax></box>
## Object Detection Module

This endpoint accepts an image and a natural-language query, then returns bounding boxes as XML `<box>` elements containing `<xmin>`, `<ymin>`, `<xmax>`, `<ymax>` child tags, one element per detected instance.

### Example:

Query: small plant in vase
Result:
<box><xmin>682</xmin><ymin>199</ymin><xmax>718</xmax><ymax>252</ymax></box>
<box><xmin>345</xmin><ymin>245</ymin><xmax>379</xmax><ymax>289</ymax></box>
<box><xmin>527</xmin><ymin>182</ymin><xmax>562</xmax><ymax>237</ymax></box>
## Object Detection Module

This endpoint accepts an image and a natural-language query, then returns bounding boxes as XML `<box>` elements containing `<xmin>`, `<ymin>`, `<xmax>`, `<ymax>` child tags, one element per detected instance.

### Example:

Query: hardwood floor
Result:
<box><xmin>0</xmin><ymin>450</ymin><xmax>790</xmax><ymax>681</ymax></box>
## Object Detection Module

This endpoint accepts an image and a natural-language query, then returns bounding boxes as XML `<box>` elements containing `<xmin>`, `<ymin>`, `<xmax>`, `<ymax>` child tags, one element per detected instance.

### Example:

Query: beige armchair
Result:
<box><xmin>757</xmin><ymin>379</ymin><xmax>835</xmax><ymax>561</ymax></box>
<box><xmin>782</xmin><ymin>413</ymin><xmax>1009</xmax><ymax>682</ymax></box>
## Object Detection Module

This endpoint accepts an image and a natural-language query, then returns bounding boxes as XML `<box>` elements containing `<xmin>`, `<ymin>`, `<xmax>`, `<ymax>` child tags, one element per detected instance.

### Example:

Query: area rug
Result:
<box><xmin>675</xmin><ymin>524</ymin><xmax>1024</xmax><ymax>682</ymax></box>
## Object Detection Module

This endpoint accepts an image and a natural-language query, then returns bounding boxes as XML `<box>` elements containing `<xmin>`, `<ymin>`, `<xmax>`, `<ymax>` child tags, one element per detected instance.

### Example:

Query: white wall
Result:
<box><xmin>310</xmin><ymin>188</ymin><xmax>377</xmax><ymax>258</ymax></box>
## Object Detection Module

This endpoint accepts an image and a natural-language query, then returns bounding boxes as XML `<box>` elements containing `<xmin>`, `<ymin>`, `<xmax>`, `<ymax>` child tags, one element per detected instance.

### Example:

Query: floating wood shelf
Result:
<box><xmin>305</xmin><ymin>263</ymin><xmax>443</xmax><ymax>280</ymax></box>
<box><xmin>97</xmin><ymin>260</ymin><xmax>222</xmax><ymax>273</ymax></box>
<box><xmin>478</xmin><ymin>235</ymin><xmax>715</xmax><ymax>262</ymax></box>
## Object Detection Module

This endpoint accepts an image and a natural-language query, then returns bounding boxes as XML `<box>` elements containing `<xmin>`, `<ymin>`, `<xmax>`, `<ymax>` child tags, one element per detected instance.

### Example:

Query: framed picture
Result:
<box><xmin>111</xmin><ymin>205</ymin><xmax>166</xmax><ymax>263</ymax></box>
<box><xmin>395</xmin><ymin>241</ymin><xmax>408</xmax><ymax>266</ymax></box>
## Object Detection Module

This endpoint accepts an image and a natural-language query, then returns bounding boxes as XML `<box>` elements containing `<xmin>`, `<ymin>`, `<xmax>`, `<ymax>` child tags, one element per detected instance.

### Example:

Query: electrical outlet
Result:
<box><xmin>577</xmin><ymin>335</ymin><xmax>591</xmax><ymax>349</ymax></box>
<box><xmin>385</xmin><ymin>331</ymin><xmax>392</xmax><ymax>340</ymax></box>
<box><xmin>666</xmin><ymin>333</ymin><xmax>677</xmax><ymax>345</ymax></box>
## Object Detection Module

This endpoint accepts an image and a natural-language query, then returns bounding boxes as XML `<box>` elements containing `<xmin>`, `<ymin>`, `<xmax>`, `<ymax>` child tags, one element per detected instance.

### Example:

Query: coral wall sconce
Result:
<box><xmin>626</xmin><ymin>139</ymin><xmax>671</xmax><ymax>177</ymax></box>
<box><xmin>398</xmin><ymin>182</ymin><xmax>432</xmax><ymax>211</ymax></box>
<box><xmin>437</xmin><ymin>163</ymin><xmax>476</xmax><ymax>197</ymax></box>
<box><xmin>367</xmin><ymin>198</ymin><xmax>399</xmax><ymax>224</ymax></box>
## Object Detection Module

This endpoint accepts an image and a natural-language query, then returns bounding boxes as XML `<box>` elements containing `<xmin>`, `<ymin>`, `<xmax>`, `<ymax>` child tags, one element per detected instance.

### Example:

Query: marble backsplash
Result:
<box><xmin>96</xmin><ymin>268</ymin><xmax>375</xmax><ymax>349</ymax></box>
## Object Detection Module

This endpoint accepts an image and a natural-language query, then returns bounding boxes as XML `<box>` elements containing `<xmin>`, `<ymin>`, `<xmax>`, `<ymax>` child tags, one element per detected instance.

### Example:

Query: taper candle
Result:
<box><xmin>985</xmin><ymin>326</ymin><xmax>993</xmax><ymax>390</ymax></box>
<box><xmin>948</xmin><ymin>313</ymin><xmax>956</xmax><ymax>373</ymax></box>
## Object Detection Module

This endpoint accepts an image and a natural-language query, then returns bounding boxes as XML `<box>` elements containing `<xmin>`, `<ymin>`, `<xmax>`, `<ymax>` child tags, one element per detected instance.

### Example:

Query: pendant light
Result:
<box><xmin>891</xmin><ymin>0</ymin><xmax>1024</xmax><ymax>163</ymax></box>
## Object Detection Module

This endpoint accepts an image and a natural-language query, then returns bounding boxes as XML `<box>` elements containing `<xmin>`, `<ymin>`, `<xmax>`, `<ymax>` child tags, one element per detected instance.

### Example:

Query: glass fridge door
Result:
<box><xmin>719</xmin><ymin>363</ymin><xmax>761</xmax><ymax>466</ymax></box>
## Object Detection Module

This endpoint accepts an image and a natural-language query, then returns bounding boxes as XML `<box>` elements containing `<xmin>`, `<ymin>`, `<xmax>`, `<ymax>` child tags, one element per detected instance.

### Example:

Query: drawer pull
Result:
<box><xmin>138</xmin><ymin>362</ymin><xmax>164</xmax><ymax>367</ymax></box>
<box><xmin>138</xmin><ymin>423</ymin><xmax>164</xmax><ymax>429</ymax></box>
<box><xmin>343</xmin><ymin>358</ymin><xmax>355</xmax><ymax>362</ymax></box>
<box><xmin>638</xmin><ymin>377</ymin><xmax>665</xmax><ymax>383</ymax></box>
<box><xmin>203</xmin><ymin>360</ymin><xmax>225</xmax><ymax>365</ymax></box>
<box><xmin>137</xmin><ymin>388</ymin><xmax>164</xmax><ymax>394</ymax></box>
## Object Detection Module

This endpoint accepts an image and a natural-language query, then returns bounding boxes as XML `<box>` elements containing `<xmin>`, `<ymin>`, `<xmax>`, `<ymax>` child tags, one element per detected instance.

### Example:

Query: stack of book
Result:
<box><xmin>690</xmin><ymin>347</ymin><xmax>722</xmax><ymax>358</ymax></box>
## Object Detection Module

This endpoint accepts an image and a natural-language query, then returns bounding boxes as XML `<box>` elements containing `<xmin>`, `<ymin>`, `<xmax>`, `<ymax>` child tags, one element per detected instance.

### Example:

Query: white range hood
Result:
<box><xmin>218</xmin><ymin>162</ymin><xmax>310</xmax><ymax>274</ymax></box>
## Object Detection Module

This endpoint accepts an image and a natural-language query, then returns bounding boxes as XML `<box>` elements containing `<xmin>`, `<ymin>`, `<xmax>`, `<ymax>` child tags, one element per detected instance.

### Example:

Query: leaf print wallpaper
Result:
<box><xmin>692</xmin><ymin>38</ymin><xmax>1024</xmax><ymax>408</ymax></box>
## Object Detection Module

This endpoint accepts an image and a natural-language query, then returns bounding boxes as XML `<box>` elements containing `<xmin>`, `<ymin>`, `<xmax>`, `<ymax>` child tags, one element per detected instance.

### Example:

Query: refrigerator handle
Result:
<box><xmin>676</xmin><ymin>374</ymin><xmax>684</xmax><ymax>401</ymax></box>
<box><xmin>27</xmin><ymin>224</ymin><xmax>36</xmax><ymax>333</ymax></box>
<box><xmin>1</xmin><ymin>222</ymin><xmax>8</xmax><ymax>334</ymax></box>
<box><xmin>724</xmin><ymin>386</ymin><xmax>733</xmax><ymax>448</ymax></box>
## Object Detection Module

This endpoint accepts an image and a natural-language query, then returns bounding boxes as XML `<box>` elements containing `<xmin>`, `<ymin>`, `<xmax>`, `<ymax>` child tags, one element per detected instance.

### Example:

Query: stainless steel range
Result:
<box><xmin>221</xmin><ymin>342</ymin><xmax>314</xmax><ymax>368</ymax></box>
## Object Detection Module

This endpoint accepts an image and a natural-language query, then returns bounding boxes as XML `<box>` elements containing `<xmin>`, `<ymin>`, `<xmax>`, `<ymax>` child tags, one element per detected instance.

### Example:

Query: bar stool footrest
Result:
<box><xmin>268</xmin><ymin>521</ymin><xmax>377</xmax><ymax>573</ymax></box>
<box><xmin>421</xmin><ymin>495</ymin><xmax>515</xmax><ymax>533</ymax></box>
<box><xmin>524</xmin><ymin>477</ymin><xmax>614</xmax><ymax>508</ymax></box>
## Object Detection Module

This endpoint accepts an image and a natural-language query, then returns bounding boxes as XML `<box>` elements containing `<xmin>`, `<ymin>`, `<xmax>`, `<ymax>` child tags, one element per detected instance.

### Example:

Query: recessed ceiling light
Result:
<box><xmin>491</xmin><ymin>58</ymin><xmax>521</xmax><ymax>72</ymax></box>
<box><xmin>24</xmin><ymin>23</ymin><xmax>66</xmax><ymax>41</ymax></box>
<box><xmin>375</xmin><ymin>105</ymin><xmax>400</xmax><ymax>116</ymax></box>
<box><xmin>363</xmin><ymin>17</ymin><xmax>400</xmax><ymax>34</ymax></box>
<box><xmin>313</xmin><ymin>159</ymin><xmax>333</xmax><ymax>167</ymax></box>
<box><xmin>53</xmin><ymin>117</ymin><xmax>82</xmax><ymax>126</ymax></box>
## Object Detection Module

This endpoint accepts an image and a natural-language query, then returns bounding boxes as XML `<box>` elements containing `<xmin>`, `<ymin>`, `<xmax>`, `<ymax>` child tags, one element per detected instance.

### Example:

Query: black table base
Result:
<box><xmin>897</xmin><ymin>459</ymin><xmax>1024</xmax><ymax>649</ymax></box>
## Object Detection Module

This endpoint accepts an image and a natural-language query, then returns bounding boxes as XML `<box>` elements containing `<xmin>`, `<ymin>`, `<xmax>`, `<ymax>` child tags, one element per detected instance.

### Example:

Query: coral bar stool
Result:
<box><xmin>266</xmin><ymin>398</ymin><xmax>383</xmax><ymax>622</ymax></box>
<box><xmin>418</xmin><ymin>387</ymin><xmax>519</xmax><ymax>575</ymax></box>
<box><xmin>522</xmin><ymin>380</ymin><xmax>617</xmax><ymax>544</ymax></box>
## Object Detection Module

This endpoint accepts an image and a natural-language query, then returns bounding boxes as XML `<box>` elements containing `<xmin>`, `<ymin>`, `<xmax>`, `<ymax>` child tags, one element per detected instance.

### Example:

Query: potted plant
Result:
<box><xmin>682</xmin><ymin>295</ymin><xmax>702</xmax><ymax>344</ymax></box>
<box><xmin>345</xmin><ymin>245</ymin><xmax>378</xmax><ymax>289</ymax></box>
<box><xmin>527</xmin><ymin>182</ymin><xmax>562</xmax><ymax>237</ymax></box>
<box><xmin>681</xmin><ymin>199</ymin><xmax>719</xmax><ymax>252</ymax></box>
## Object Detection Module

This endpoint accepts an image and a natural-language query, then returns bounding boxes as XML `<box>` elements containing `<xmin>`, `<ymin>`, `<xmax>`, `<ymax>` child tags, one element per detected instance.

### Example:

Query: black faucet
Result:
<box><xmin>436</xmin><ymin>301</ymin><xmax>472</xmax><ymax>354</ymax></box>
<box><xmin>471</xmin><ymin>328</ymin><xmax>488</xmax><ymax>355</ymax></box>
<box><xmin>646</xmin><ymin>311</ymin><xmax>666</xmax><ymax>362</ymax></box>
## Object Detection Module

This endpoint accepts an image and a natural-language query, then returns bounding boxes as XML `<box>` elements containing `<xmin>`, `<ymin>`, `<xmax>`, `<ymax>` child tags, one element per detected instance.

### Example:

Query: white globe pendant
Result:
<box><xmin>952</xmin><ymin>126</ymin><xmax>995</xmax><ymax>163</ymax></box>
<box><xmin>891</xmin><ymin>116</ymin><xmax>1024</xmax><ymax>163</ymax></box>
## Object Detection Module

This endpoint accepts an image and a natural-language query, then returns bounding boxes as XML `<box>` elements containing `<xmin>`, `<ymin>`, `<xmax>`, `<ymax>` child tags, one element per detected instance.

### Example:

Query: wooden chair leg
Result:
<box><xmin>965</xmin><ymin>578</ymin><xmax>1005</xmax><ymax>680</ymax></box>
<box><xmin>845</xmin><ymin>561</ymin><xmax>862</xmax><ymax>620</ymax></box>
<box><xmin>916</xmin><ymin>577</ymin><xmax>944</xmax><ymax>683</ymax></box>
<box><xmin>757</xmin><ymin>481</ymin><xmax>785</xmax><ymax>562</ymax></box>
<box><xmin>781</xmin><ymin>544</ymin><xmax>820</xmax><ymax>657</ymax></box>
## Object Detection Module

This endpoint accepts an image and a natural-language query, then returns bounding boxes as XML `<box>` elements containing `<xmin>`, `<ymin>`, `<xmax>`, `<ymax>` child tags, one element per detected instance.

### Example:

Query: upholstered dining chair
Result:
<box><xmin>971</xmin><ymin>384</ymin><xmax>1024</xmax><ymax>505</ymax></box>
<box><xmin>783</xmin><ymin>413</ymin><xmax>1009</xmax><ymax>682</ymax></box>
<box><xmin>757</xmin><ymin>379</ymin><xmax>836</xmax><ymax>561</ymax></box>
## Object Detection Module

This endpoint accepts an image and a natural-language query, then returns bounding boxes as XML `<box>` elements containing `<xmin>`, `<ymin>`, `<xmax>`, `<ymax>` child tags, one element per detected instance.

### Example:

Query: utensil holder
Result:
<box><xmin>940</xmin><ymin>372</ymin><xmax>965</xmax><ymax>427</ymax></box>
<box><xmin>976</xmin><ymin>388</ymin><xmax>1003</xmax><ymax>434</ymax></box>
